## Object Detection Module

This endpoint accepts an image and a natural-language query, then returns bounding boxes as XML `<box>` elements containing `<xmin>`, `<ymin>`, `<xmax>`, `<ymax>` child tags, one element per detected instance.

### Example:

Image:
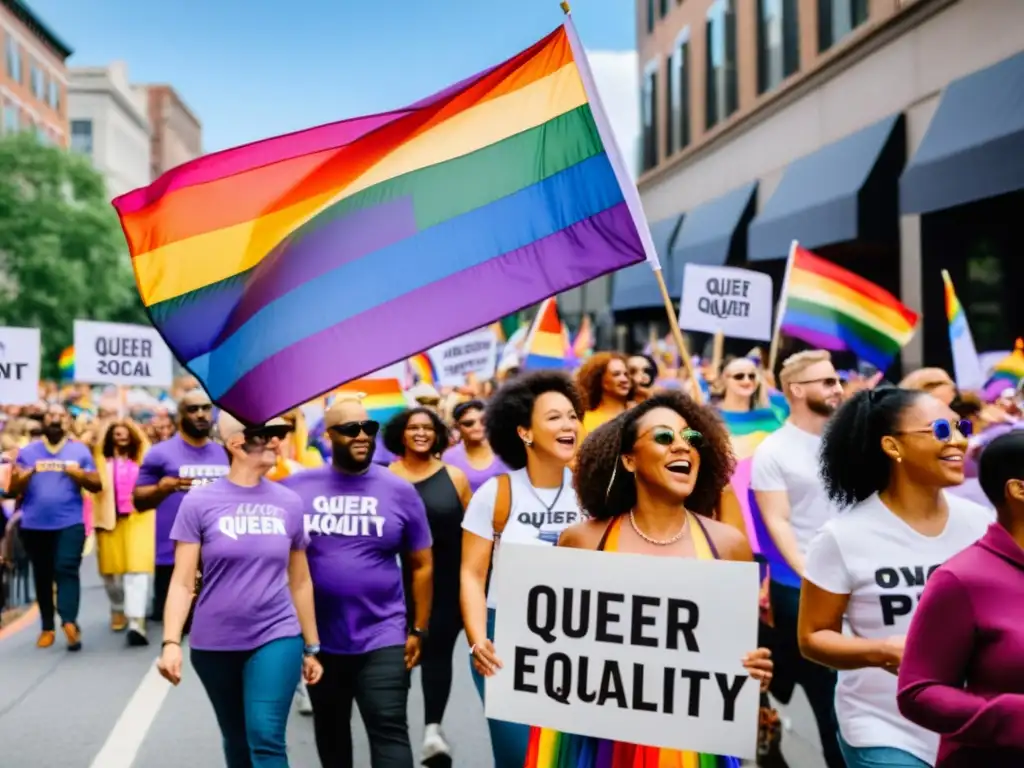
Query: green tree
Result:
<box><xmin>0</xmin><ymin>133</ymin><xmax>147</xmax><ymax>378</ymax></box>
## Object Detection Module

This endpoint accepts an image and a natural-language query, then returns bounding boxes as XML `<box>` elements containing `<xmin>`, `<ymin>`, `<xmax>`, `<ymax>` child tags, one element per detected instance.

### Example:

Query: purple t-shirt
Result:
<box><xmin>16</xmin><ymin>440</ymin><xmax>96</xmax><ymax>531</ymax></box>
<box><xmin>281</xmin><ymin>464</ymin><xmax>432</xmax><ymax>655</ymax></box>
<box><xmin>444</xmin><ymin>443</ymin><xmax>508</xmax><ymax>493</ymax></box>
<box><xmin>170</xmin><ymin>477</ymin><xmax>307</xmax><ymax>651</ymax></box>
<box><xmin>136</xmin><ymin>435</ymin><xmax>229</xmax><ymax>566</ymax></box>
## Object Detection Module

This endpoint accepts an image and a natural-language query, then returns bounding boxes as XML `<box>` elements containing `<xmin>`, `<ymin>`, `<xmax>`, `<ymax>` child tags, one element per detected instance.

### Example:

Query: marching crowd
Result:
<box><xmin>1</xmin><ymin>347</ymin><xmax>1023</xmax><ymax>768</ymax></box>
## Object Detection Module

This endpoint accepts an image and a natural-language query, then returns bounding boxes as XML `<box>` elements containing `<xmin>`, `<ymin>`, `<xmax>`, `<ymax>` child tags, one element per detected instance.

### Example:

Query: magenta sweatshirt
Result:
<box><xmin>898</xmin><ymin>523</ymin><xmax>1024</xmax><ymax>766</ymax></box>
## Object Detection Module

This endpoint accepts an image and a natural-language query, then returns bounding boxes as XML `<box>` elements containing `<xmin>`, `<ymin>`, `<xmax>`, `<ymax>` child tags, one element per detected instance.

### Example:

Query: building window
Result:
<box><xmin>71</xmin><ymin>119</ymin><xmax>93</xmax><ymax>156</ymax></box>
<box><xmin>666</xmin><ymin>30</ymin><xmax>691</xmax><ymax>155</ymax></box>
<box><xmin>757</xmin><ymin>0</ymin><xmax>799</xmax><ymax>94</ymax></box>
<box><xmin>818</xmin><ymin>0</ymin><xmax>869</xmax><ymax>52</ymax></box>
<box><xmin>646</xmin><ymin>0</ymin><xmax>655</xmax><ymax>33</ymax></box>
<box><xmin>659</xmin><ymin>0</ymin><xmax>669</xmax><ymax>18</ymax></box>
<box><xmin>641</xmin><ymin>61</ymin><xmax>659</xmax><ymax>172</ymax></box>
<box><xmin>705</xmin><ymin>0</ymin><xmax>738</xmax><ymax>129</ymax></box>
<box><xmin>31</xmin><ymin>64</ymin><xmax>45</xmax><ymax>99</ymax></box>
<box><xmin>48</xmin><ymin>80</ymin><xmax>60</xmax><ymax>112</ymax></box>
<box><xmin>3</xmin><ymin>103</ymin><xmax>18</xmax><ymax>134</ymax></box>
<box><xmin>5</xmin><ymin>36</ymin><xmax>21</xmax><ymax>83</ymax></box>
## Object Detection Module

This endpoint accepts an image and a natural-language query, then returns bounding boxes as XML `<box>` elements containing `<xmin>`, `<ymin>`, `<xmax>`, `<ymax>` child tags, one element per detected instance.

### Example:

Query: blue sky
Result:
<box><xmin>30</xmin><ymin>0</ymin><xmax>636</xmax><ymax>152</ymax></box>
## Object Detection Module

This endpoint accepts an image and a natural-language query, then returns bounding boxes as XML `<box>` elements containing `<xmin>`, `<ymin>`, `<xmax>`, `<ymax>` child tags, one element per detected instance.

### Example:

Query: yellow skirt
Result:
<box><xmin>96</xmin><ymin>511</ymin><xmax>156</xmax><ymax>575</ymax></box>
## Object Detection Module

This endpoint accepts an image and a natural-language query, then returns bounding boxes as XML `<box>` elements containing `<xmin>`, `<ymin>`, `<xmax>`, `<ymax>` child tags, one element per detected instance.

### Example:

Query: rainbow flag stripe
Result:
<box><xmin>58</xmin><ymin>346</ymin><xmax>74</xmax><ymax>381</ymax></box>
<box><xmin>782</xmin><ymin>245</ymin><xmax>918</xmax><ymax>370</ymax></box>
<box><xmin>983</xmin><ymin>338</ymin><xmax>1024</xmax><ymax>399</ymax></box>
<box><xmin>407</xmin><ymin>353</ymin><xmax>436</xmax><ymax>385</ymax></box>
<box><xmin>112</xmin><ymin>23</ymin><xmax>646</xmax><ymax>422</ymax></box>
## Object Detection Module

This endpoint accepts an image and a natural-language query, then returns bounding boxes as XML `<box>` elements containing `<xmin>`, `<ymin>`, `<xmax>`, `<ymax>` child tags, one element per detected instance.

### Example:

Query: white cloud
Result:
<box><xmin>587</xmin><ymin>50</ymin><xmax>640</xmax><ymax>179</ymax></box>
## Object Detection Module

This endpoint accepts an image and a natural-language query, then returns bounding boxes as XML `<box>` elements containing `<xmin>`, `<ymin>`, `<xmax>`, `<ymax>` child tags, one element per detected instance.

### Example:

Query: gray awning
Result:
<box><xmin>901</xmin><ymin>51</ymin><xmax>1024</xmax><ymax>215</ymax></box>
<box><xmin>671</xmin><ymin>182</ymin><xmax>757</xmax><ymax>294</ymax></box>
<box><xmin>748</xmin><ymin>113</ymin><xmax>905</xmax><ymax>261</ymax></box>
<box><xmin>610</xmin><ymin>215</ymin><xmax>682</xmax><ymax>311</ymax></box>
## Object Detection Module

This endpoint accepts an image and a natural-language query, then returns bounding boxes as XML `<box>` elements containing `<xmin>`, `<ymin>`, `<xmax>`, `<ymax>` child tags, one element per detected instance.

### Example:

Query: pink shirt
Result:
<box><xmin>112</xmin><ymin>457</ymin><xmax>140</xmax><ymax>515</ymax></box>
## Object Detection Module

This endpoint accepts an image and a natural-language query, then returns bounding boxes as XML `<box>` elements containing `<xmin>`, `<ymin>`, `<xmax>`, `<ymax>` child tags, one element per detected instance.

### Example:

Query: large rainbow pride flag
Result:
<box><xmin>112</xmin><ymin>20</ymin><xmax>652</xmax><ymax>422</ymax></box>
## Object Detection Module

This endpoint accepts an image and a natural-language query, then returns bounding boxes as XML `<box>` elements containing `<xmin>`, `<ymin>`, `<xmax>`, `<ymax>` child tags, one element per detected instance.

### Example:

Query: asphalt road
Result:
<box><xmin>0</xmin><ymin>559</ymin><xmax>826</xmax><ymax>768</ymax></box>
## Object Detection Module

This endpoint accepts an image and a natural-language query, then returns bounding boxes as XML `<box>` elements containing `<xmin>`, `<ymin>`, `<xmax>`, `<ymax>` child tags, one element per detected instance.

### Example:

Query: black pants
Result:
<box><xmin>420</xmin><ymin>577</ymin><xmax>462</xmax><ymax>726</ymax></box>
<box><xmin>308</xmin><ymin>645</ymin><xmax>412</xmax><ymax>768</ymax></box>
<box><xmin>20</xmin><ymin>524</ymin><xmax>85</xmax><ymax>631</ymax></box>
<box><xmin>150</xmin><ymin>563</ymin><xmax>194</xmax><ymax>634</ymax></box>
<box><xmin>768</xmin><ymin>581</ymin><xmax>846</xmax><ymax>768</ymax></box>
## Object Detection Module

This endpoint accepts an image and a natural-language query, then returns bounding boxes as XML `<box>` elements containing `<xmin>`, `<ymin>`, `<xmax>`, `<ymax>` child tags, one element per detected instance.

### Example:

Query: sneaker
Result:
<box><xmin>110</xmin><ymin>612</ymin><xmax>128</xmax><ymax>632</ymax></box>
<box><xmin>36</xmin><ymin>630</ymin><xmax>55</xmax><ymax>648</ymax></box>
<box><xmin>294</xmin><ymin>683</ymin><xmax>313</xmax><ymax>716</ymax></box>
<box><xmin>126</xmin><ymin>620</ymin><xmax>149</xmax><ymax>647</ymax></box>
<box><xmin>62</xmin><ymin>622</ymin><xmax>82</xmax><ymax>652</ymax></box>
<box><xmin>422</xmin><ymin>724</ymin><xmax>451</xmax><ymax>764</ymax></box>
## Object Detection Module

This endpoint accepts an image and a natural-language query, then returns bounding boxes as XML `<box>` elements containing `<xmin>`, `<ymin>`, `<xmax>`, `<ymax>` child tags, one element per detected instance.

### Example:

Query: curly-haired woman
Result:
<box><xmin>517</xmin><ymin>392</ymin><xmax>772</xmax><ymax>765</ymax></box>
<box><xmin>460</xmin><ymin>371</ymin><xmax>583</xmax><ymax>768</ymax></box>
<box><xmin>575</xmin><ymin>352</ymin><xmax>632</xmax><ymax>435</ymax></box>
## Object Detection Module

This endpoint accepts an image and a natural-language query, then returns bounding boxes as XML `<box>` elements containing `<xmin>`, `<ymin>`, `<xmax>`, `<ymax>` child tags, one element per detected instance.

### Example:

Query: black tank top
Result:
<box><xmin>413</xmin><ymin>468</ymin><xmax>464</xmax><ymax>590</ymax></box>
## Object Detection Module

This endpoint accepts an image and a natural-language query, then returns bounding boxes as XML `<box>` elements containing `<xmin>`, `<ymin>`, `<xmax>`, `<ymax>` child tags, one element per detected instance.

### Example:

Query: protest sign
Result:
<box><xmin>0</xmin><ymin>327</ymin><xmax>41</xmax><ymax>405</ymax></box>
<box><xmin>429</xmin><ymin>328</ymin><xmax>498</xmax><ymax>386</ymax></box>
<box><xmin>679</xmin><ymin>264</ymin><xmax>773</xmax><ymax>341</ymax></box>
<box><xmin>74</xmin><ymin>320</ymin><xmax>173</xmax><ymax>387</ymax></box>
<box><xmin>488</xmin><ymin>543</ymin><xmax>760</xmax><ymax>759</ymax></box>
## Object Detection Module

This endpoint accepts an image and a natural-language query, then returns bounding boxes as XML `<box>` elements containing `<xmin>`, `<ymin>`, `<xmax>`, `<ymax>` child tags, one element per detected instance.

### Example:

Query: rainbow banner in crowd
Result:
<box><xmin>407</xmin><ymin>353</ymin><xmax>436</xmax><ymax>385</ymax></box>
<box><xmin>942</xmin><ymin>270</ymin><xmax>985</xmax><ymax>390</ymax></box>
<box><xmin>58</xmin><ymin>346</ymin><xmax>74</xmax><ymax>381</ymax></box>
<box><xmin>523</xmin><ymin>298</ymin><xmax>572</xmax><ymax>370</ymax></box>
<box><xmin>112</xmin><ymin>20</ymin><xmax>651</xmax><ymax>422</ymax></box>
<box><xmin>780</xmin><ymin>244</ymin><xmax>919</xmax><ymax>370</ymax></box>
<box><xmin>983</xmin><ymin>338</ymin><xmax>1024</xmax><ymax>400</ymax></box>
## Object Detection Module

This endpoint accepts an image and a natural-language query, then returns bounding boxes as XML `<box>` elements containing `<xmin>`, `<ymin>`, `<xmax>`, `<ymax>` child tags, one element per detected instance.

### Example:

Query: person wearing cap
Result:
<box><xmin>157</xmin><ymin>412</ymin><xmax>322</xmax><ymax>768</ymax></box>
<box><xmin>133</xmin><ymin>390</ymin><xmax>229</xmax><ymax>635</ymax></box>
<box><xmin>898</xmin><ymin>430</ymin><xmax>1024</xmax><ymax>765</ymax></box>
<box><xmin>281</xmin><ymin>398</ymin><xmax>433</xmax><ymax>768</ymax></box>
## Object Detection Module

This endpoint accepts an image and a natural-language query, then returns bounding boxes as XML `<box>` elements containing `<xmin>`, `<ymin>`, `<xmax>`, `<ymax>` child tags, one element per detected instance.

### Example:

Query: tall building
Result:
<box><xmin>67</xmin><ymin>62</ymin><xmax>151</xmax><ymax>198</ymax></box>
<box><xmin>626</xmin><ymin>0</ymin><xmax>1024</xmax><ymax>371</ymax></box>
<box><xmin>0</xmin><ymin>0</ymin><xmax>72</xmax><ymax>145</ymax></box>
<box><xmin>142</xmin><ymin>84</ymin><xmax>202</xmax><ymax>179</ymax></box>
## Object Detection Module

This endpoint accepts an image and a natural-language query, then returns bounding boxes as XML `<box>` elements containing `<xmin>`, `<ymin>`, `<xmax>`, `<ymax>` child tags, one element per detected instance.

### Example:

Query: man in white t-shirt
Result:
<box><xmin>751</xmin><ymin>350</ymin><xmax>845</xmax><ymax>768</ymax></box>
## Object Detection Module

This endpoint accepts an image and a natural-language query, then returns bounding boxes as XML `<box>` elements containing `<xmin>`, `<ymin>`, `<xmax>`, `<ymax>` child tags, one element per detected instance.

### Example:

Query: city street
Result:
<box><xmin>0</xmin><ymin>561</ymin><xmax>826</xmax><ymax>767</ymax></box>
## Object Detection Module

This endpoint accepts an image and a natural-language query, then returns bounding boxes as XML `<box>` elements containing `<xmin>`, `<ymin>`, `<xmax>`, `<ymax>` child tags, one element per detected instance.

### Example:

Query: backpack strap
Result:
<box><xmin>491</xmin><ymin>473</ymin><xmax>512</xmax><ymax>542</ymax></box>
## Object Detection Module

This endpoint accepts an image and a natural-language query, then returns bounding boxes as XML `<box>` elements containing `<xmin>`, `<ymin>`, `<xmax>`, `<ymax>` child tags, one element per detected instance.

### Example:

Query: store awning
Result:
<box><xmin>901</xmin><ymin>51</ymin><xmax>1024</xmax><ymax>214</ymax></box>
<box><xmin>748</xmin><ymin>113</ymin><xmax>905</xmax><ymax>261</ymax></box>
<box><xmin>671</xmin><ymin>182</ymin><xmax>757</xmax><ymax>294</ymax></box>
<box><xmin>610</xmin><ymin>215</ymin><xmax>683</xmax><ymax>311</ymax></box>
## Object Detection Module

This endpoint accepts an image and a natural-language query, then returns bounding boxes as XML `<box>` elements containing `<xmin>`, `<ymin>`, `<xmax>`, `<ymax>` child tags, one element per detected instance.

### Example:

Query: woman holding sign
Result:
<box><xmin>481</xmin><ymin>392</ymin><xmax>773</xmax><ymax>766</ymax></box>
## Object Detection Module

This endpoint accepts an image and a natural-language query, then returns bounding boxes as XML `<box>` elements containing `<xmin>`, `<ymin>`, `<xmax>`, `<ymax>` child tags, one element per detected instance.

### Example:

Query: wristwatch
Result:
<box><xmin>303</xmin><ymin>643</ymin><xmax>321</xmax><ymax>657</ymax></box>
<box><xmin>409</xmin><ymin>627</ymin><xmax>429</xmax><ymax>640</ymax></box>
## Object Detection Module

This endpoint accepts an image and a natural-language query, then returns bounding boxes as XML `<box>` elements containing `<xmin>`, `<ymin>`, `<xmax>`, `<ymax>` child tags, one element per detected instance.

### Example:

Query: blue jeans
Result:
<box><xmin>838</xmin><ymin>732</ymin><xmax>931</xmax><ymax>767</ymax></box>
<box><xmin>470</xmin><ymin>608</ymin><xmax>530</xmax><ymax>768</ymax></box>
<box><xmin>192</xmin><ymin>635</ymin><xmax>304</xmax><ymax>768</ymax></box>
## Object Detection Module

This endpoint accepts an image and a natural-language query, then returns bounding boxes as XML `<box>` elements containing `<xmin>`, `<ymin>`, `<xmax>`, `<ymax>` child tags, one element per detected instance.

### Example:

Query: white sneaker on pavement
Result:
<box><xmin>422</xmin><ymin>723</ymin><xmax>451</xmax><ymax>761</ymax></box>
<box><xmin>295</xmin><ymin>682</ymin><xmax>313</xmax><ymax>716</ymax></box>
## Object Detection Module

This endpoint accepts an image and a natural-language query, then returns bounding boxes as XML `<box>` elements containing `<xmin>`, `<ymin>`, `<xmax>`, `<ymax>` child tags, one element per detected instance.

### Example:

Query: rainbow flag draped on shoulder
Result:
<box><xmin>112</xmin><ymin>19</ymin><xmax>652</xmax><ymax>422</ymax></box>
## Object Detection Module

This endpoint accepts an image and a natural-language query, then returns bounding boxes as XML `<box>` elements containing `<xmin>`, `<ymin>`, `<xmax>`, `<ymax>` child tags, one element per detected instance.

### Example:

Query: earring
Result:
<box><xmin>896</xmin><ymin>456</ymin><xmax>902</xmax><ymax>463</ymax></box>
<box><xmin>523</xmin><ymin>439</ymin><xmax>533</xmax><ymax>447</ymax></box>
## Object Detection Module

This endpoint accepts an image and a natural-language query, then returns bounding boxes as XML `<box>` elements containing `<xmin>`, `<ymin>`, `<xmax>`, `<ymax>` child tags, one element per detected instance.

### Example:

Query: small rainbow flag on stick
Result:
<box><xmin>779</xmin><ymin>243</ymin><xmax>919</xmax><ymax>370</ymax></box>
<box><xmin>112</xmin><ymin>18</ymin><xmax>655</xmax><ymax>422</ymax></box>
<box><xmin>407</xmin><ymin>352</ymin><xmax>436</xmax><ymax>385</ymax></box>
<box><xmin>522</xmin><ymin>298</ymin><xmax>572</xmax><ymax>370</ymax></box>
<box><xmin>58</xmin><ymin>346</ymin><xmax>74</xmax><ymax>381</ymax></box>
<box><xmin>983</xmin><ymin>339</ymin><xmax>1024</xmax><ymax>400</ymax></box>
<box><xmin>941</xmin><ymin>270</ymin><xmax>984</xmax><ymax>390</ymax></box>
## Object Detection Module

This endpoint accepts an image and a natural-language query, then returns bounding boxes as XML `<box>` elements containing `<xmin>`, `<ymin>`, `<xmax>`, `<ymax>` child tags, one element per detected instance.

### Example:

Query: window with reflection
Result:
<box><xmin>667</xmin><ymin>31</ymin><xmax>691</xmax><ymax>155</ymax></box>
<box><xmin>818</xmin><ymin>0</ymin><xmax>869</xmax><ymax>52</ymax></box>
<box><xmin>757</xmin><ymin>0</ymin><xmax>799</xmax><ymax>94</ymax></box>
<box><xmin>642</xmin><ymin>62</ymin><xmax>659</xmax><ymax>171</ymax></box>
<box><xmin>705</xmin><ymin>0</ymin><xmax>738</xmax><ymax>129</ymax></box>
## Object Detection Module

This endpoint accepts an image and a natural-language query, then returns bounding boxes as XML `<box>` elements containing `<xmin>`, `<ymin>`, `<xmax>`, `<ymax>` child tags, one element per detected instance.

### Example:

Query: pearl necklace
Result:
<box><xmin>628</xmin><ymin>509</ymin><xmax>688</xmax><ymax>546</ymax></box>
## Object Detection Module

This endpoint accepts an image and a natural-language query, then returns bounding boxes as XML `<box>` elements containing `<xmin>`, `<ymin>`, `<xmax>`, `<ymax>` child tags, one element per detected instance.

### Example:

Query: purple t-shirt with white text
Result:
<box><xmin>16</xmin><ymin>440</ymin><xmax>96</xmax><ymax>530</ymax></box>
<box><xmin>281</xmin><ymin>464</ymin><xmax>432</xmax><ymax>655</ymax></box>
<box><xmin>136</xmin><ymin>435</ymin><xmax>229</xmax><ymax>565</ymax></box>
<box><xmin>170</xmin><ymin>477</ymin><xmax>307</xmax><ymax>651</ymax></box>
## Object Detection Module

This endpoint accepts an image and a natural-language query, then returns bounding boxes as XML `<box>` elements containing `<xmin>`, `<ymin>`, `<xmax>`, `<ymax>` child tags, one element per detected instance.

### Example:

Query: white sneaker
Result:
<box><xmin>295</xmin><ymin>682</ymin><xmax>313</xmax><ymax>715</ymax></box>
<box><xmin>422</xmin><ymin>723</ymin><xmax>451</xmax><ymax>760</ymax></box>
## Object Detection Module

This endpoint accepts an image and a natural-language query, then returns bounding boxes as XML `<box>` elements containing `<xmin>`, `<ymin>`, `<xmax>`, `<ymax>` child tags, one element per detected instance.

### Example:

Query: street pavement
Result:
<box><xmin>0</xmin><ymin>559</ymin><xmax>826</xmax><ymax>767</ymax></box>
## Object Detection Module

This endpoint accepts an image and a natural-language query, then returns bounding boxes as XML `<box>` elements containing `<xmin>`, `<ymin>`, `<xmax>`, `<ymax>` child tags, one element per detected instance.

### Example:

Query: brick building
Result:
<box><xmin>142</xmin><ymin>84</ymin><xmax>202</xmax><ymax>179</ymax></box>
<box><xmin>0</xmin><ymin>0</ymin><xmax>72</xmax><ymax>146</ymax></box>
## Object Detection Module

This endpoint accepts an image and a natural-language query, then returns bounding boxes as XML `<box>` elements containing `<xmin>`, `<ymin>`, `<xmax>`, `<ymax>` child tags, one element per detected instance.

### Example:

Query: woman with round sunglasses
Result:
<box><xmin>385</xmin><ymin>407</ymin><xmax>472</xmax><ymax>764</ymax></box>
<box><xmin>444</xmin><ymin>400</ymin><xmax>508</xmax><ymax>493</ymax></box>
<box><xmin>798</xmin><ymin>388</ymin><xmax>994</xmax><ymax>768</ymax></box>
<box><xmin>158</xmin><ymin>412</ymin><xmax>322</xmax><ymax>768</ymax></box>
<box><xmin>512</xmin><ymin>392</ymin><xmax>772</xmax><ymax>765</ymax></box>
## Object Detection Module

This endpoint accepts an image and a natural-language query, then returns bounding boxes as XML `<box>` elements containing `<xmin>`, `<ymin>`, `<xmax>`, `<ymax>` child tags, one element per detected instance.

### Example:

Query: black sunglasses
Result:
<box><xmin>330</xmin><ymin>420</ymin><xmax>380</xmax><ymax>439</ymax></box>
<box><xmin>241</xmin><ymin>425</ymin><xmax>292</xmax><ymax>450</ymax></box>
<box><xmin>896</xmin><ymin>418</ymin><xmax>973</xmax><ymax>442</ymax></box>
<box><xmin>730</xmin><ymin>372</ymin><xmax>757</xmax><ymax>382</ymax></box>
<box><xmin>792</xmin><ymin>377</ymin><xmax>841</xmax><ymax>389</ymax></box>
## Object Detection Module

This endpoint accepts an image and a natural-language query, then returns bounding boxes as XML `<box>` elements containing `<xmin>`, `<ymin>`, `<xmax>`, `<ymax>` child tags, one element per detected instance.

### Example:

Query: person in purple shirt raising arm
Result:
<box><xmin>157</xmin><ymin>412</ymin><xmax>322</xmax><ymax>768</ymax></box>
<box><xmin>282</xmin><ymin>398</ymin><xmax>433</xmax><ymax>768</ymax></box>
<box><xmin>898</xmin><ymin>430</ymin><xmax>1024</xmax><ymax>766</ymax></box>
<box><xmin>8</xmin><ymin>404</ymin><xmax>101</xmax><ymax>650</ymax></box>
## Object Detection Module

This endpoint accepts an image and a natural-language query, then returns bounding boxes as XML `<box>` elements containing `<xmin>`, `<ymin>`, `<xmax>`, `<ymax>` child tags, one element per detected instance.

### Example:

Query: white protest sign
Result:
<box><xmin>74</xmin><ymin>320</ymin><xmax>173</xmax><ymax>387</ymax></box>
<box><xmin>0</xmin><ymin>327</ymin><xmax>41</xmax><ymax>405</ymax></box>
<box><xmin>679</xmin><ymin>264</ymin><xmax>773</xmax><ymax>341</ymax></box>
<box><xmin>488</xmin><ymin>543</ymin><xmax>760</xmax><ymax>760</ymax></box>
<box><xmin>428</xmin><ymin>328</ymin><xmax>498</xmax><ymax>386</ymax></box>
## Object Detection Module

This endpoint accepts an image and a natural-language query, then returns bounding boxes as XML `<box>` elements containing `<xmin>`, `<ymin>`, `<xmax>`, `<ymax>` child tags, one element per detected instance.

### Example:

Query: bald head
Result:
<box><xmin>324</xmin><ymin>398</ymin><xmax>377</xmax><ymax>473</ymax></box>
<box><xmin>325</xmin><ymin>399</ymin><xmax>369</xmax><ymax>429</ymax></box>
<box><xmin>179</xmin><ymin>389</ymin><xmax>211</xmax><ymax>408</ymax></box>
<box><xmin>178</xmin><ymin>389</ymin><xmax>214</xmax><ymax>440</ymax></box>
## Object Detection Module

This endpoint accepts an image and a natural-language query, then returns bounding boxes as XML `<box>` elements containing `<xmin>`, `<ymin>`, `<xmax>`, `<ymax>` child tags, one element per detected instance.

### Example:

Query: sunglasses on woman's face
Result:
<box><xmin>896</xmin><ymin>418</ymin><xmax>973</xmax><ymax>442</ymax></box>
<box><xmin>730</xmin><ymin>372</ymin><xmax>757</xmax><ymax>382</ymax></box>
<box><xmin>330</xmin><ymin>420</ymin><xmax>380</xmax><ymax>439</ymax></box>
<box><xmin>648</xmin><ymin>426</ymin><xmax>703</xmax><ymax>449</ymax></box>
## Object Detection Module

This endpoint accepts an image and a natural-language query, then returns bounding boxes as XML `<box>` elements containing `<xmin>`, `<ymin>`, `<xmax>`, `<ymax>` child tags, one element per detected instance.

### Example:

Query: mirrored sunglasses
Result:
<box><xmin>648</xmin><ymin>427</ymin><xmax>703</xmax><ymax>449</ymax></box>
<box><xmin>898</xmin><ymin>418</ymin><xmax>973</xmax><ymax>442</ymax></box>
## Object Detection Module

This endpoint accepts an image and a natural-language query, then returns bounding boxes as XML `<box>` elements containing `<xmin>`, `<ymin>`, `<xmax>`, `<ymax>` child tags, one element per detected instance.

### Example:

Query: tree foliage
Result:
<box><xmin>0</xmin><ymin>133</ymin><xmax>146</xmax><ymax>378</ymax></box>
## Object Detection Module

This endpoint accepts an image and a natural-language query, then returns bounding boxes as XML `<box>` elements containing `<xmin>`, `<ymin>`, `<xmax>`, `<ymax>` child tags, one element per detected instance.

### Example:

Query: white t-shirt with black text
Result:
<box><xmin>804</xmin><ymin>492</ymin><xmax>994</xmax><ymax>764</ymax></box>
<box><xmin>461</xmin><ymin>467</ymin><xmax>583</xmax><ymax>609</ymax></box>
